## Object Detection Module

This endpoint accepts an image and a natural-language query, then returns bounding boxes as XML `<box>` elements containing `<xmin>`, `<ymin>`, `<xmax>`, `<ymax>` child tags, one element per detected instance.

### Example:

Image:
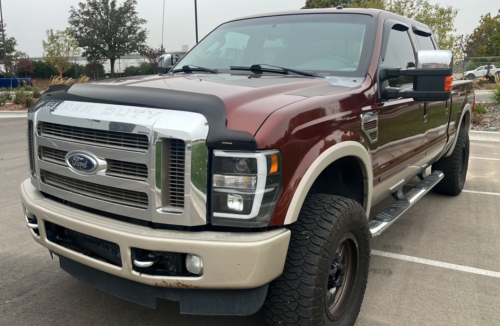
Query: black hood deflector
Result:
<box><xmin>38</xmin><ymin>83</ymin><xmax>257</xmax><ymax>150</ymax></box>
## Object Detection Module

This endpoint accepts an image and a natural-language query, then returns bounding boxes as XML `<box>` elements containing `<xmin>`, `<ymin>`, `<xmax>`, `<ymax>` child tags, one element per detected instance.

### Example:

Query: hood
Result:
<box><xmin>95</xmin><ymin>74</ymin><xmax>358</xmax><ymax>135</ymax></box>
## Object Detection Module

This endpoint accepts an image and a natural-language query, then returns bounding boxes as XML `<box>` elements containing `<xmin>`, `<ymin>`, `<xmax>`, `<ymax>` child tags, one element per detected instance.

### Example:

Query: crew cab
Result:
<box><xmin>21</xmin><ymin>8</ymin><xmax>473</xmax><ymax>326</ymax></box>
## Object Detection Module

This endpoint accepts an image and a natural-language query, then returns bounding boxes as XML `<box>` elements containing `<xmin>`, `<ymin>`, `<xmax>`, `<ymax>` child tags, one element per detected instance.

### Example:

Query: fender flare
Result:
<box><xmin>444</xmin><ymin>103</ymin><xmax>471</xmax><ymax>157</ymax></box>
<box><xmin>284</xmin><ymin>141</ymin><xmax>373</xmax><ymax>225</ymax></box>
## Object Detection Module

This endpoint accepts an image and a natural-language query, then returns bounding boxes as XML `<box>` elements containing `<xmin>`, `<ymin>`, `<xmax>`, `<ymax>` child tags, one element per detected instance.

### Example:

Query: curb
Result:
<box><xmin>470</xmin><ymin>131</ymin><xmax>500</xmax><ymax>142</ymax></box>
<box><xmin>0</xmin><ymin>111</ymin><xmax>27</xmax><ymax>118</ymax></box>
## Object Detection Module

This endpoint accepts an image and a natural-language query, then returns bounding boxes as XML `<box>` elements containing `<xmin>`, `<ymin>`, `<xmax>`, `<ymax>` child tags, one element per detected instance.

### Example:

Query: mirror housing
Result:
<box><xmin>382</xmin><ymin>50</ymin><xmax>453</xmax><ymax>102</ymax></box>
<box><xmin>158</xmin><ymin>66</ymin><xmax>173</xmax><ymax>74</ymax></box>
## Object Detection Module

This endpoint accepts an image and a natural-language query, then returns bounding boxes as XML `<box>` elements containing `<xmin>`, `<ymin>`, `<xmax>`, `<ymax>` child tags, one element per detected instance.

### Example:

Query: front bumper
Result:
<box><xmin>20</xmin><ymin>179</ymin><xmax>290</xmax><ymax>290</ymax></box>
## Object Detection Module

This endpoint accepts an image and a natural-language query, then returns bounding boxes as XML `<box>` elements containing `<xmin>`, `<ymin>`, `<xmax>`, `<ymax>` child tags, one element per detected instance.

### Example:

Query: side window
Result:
<box><xmin>415</xmin><ymin>34</ymin><xmax>436</xmax><ymax>50</ymax></box>
<box><xmin>384</xmin><ymin>29</ymin><xmax>416</xmax><ymax>87</ymax></box>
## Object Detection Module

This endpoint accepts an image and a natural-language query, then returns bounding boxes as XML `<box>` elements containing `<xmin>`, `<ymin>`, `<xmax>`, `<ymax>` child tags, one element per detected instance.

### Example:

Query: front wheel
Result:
<box><xmin>264</xmin><ymin>194</ymin><xmax>370</xmax><ymax>326</ymax></box>
<box><xmin>432</xmin><ymin>129</ymin><xmax>469</xmax><ymax>196</ymax></box>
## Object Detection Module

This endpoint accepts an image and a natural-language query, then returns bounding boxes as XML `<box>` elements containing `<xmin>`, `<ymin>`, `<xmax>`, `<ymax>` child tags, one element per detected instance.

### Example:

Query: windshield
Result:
<box><xmin>175</xmin><ymin>14</ymin><xmax>375</xmax><ymax>77</ymax></box>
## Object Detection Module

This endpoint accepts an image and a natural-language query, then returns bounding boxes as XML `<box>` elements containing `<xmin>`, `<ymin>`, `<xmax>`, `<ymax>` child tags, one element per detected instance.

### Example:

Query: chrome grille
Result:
<box><xmin>106</xmin><ymin>159</ymin><xmax>148</xmax><ymax>181</ymax></box>
<box><xmin>41</xmin><ymin>170</ymin><xmax>149</xmax><ymax>209</ymax></box>
<box><xmin>28</xmin><ymin>120</ymin><xmax>35</xmax><ymax>176</ymax></box>
<box><xmin>39</xmin><ymin>146</ymin><xmax>148</xmax><ymax>181</ymax></box>
<box><xmin>39</xmin><ymin>122</ymin><xmax>149</xmax><ymax>151</ymax></box>
<box><xmin>39</xmin><ymin>146</ymin><xmax>66</xmax><ymax>165</ymax></box>
<box><xmin>168</xmin><ymin>139</ymin><xmax>185</xmax><ymax>208</ymax></box>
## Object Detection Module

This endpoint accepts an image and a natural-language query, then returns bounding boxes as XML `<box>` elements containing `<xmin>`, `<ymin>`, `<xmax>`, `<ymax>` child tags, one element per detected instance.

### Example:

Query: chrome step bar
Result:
<box><xmin>369</xmin><ymin>170</ymin><xmax>444</xmax><ymax>237</ymax></box>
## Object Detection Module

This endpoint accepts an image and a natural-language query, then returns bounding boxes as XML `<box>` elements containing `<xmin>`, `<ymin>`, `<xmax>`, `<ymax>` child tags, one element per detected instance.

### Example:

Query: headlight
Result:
<box><xmin>211</xmin><ymin>150</ymin><xmax>281</xmax><ymax>228</ymax></box>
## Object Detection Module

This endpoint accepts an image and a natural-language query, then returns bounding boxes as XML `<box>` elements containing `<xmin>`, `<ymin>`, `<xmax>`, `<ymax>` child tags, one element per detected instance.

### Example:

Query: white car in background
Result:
<box><xmin>464</xmin><ymin>65</ymin><xmax>499</xmax><ymax>80</ymax></box>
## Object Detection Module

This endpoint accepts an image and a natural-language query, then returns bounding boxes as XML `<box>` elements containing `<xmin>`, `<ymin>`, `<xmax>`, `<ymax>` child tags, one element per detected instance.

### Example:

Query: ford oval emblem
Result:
<box><xmin>65</xmin><ymin>151</ymin><xmax>99</xmax><ymax>175</ymax></box>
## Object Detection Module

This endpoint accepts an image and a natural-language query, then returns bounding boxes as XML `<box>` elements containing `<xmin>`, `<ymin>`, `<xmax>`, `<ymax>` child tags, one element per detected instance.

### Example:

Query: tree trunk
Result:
<box><xmin>110</xmin><ymin>58</ymin><xmax>115</xmax><ymax>78</ymax></box>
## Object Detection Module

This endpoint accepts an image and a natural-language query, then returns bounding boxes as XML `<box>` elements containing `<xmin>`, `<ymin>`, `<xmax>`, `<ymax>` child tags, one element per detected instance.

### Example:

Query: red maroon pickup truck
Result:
<box><xmin>22</xmin><ymin>8</ymin><xmax>473</xmax><ymax>326</ymax></box>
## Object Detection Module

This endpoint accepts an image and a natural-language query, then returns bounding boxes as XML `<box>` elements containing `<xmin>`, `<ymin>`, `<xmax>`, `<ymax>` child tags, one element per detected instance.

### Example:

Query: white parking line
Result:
<box><xmin>372</xmin><ymin>250</ymin><xmax>500</xmax><ymax>279</ymax></box>
<box><xmin>462</xmin><ymin>190</ymin><xmax>500</xmax><ymax>196</ymax></box>
<box><xmin>470</xmin><ymin>157</ymin><xmax>500</xmax><ymax>161</ymax></box>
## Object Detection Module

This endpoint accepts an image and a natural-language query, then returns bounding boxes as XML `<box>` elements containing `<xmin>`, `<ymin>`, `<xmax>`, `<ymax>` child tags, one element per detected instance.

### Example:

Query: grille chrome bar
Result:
<box><xmin>39</xmin><ymin>146</ymin><xmax>148</xmax><ymax>181</ymax></box>
<box><xmin>168</xmin><ymin>139</ymin><xmax>185</xmax><ymax>208</ymax></box>
<box><xmin>28</xmin><ymin>120</ymin><xmax>36</xmax><ymax>176</ymax></box>
<box><xmin>39</xmin><ymin>121</ymin><xmax>149</xmax><ymax>151</ymax></box>
<box><xmin>41</xmin><ymin>170</ymin><xmax>149</xmax><ymax>209</ymax></box>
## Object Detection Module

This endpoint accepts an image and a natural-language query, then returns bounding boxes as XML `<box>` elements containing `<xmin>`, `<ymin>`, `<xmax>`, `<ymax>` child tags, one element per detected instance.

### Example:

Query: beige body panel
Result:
<box><xmin>21</xmin><ymin>180</ymin><xmax>290</xmax><ymax>289</ymax></box>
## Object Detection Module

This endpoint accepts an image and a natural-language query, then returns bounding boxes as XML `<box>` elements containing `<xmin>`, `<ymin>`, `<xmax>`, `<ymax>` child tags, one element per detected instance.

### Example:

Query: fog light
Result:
<box><xmin>227</xmin><ymin>194</ymin><xmax>244</xmax><ymax>211</ymax></box>
<box><xmin>186</xmin><ymin>254</ymin><xmax>203</xmax><ymax>275</ymax></box>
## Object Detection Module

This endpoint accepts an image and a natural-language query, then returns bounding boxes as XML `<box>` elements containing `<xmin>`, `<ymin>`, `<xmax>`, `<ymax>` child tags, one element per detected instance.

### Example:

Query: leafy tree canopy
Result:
<box><xmin>68</xmin><ymin>0</ymin><xmax>148</xmax><ymax>78</ymax></box>
<box><xmin>43</xmin><ymin>29</ymin><xmax>79</xmax><ymax>78</ymax></box>
<box><xmin>0</xmin><ymin>23</ymin><xmax>17</xmax><ymax>57</ymax></box>
<box><xmin>302</xmin><ymin>0</ymin><xmax>356</xmax><ymax>9</ymax></box>
<box><xmin>140</xmin><ymin>46</ymin><xmax>165</xmax><ymax>73</ymax></box>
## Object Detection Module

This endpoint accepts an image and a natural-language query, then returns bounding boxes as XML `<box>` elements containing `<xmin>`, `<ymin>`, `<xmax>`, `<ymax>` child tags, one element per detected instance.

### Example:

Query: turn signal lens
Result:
<box><xmin>269</xmin><ymin>153</ymin><xmax>279</xmax><ymax>174</ymax></box>
<box><xmin>444</xmin><ymin>76</ymin><xmax>453</xmax><ymax>92</ymax></box>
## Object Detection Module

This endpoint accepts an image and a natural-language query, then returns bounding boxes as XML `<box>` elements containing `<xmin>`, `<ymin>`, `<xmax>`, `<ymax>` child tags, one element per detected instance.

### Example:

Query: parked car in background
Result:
<box><xmin>464</xmin><ymin>65</ymin><xmax>499</xmax><ymax>80</ymax></box>
<box><xmin>157</xmin><ymin>51</ymin><xmax>187</xmax><ymax>73</ymax></box>
<box><xmin>0</xmin><ymin>72</ymin><xmax>33</xmax><ymax>88</ymax></box>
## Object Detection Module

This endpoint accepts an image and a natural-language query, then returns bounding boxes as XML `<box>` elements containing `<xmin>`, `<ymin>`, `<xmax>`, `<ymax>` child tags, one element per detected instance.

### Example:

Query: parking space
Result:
<box><xmin>1</xmin><ymin>117</ymin><xmax>499</xmax><ymax>325</ymax></box>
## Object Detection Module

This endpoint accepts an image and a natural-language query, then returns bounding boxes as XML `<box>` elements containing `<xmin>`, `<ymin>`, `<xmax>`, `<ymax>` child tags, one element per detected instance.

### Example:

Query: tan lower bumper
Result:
<box><xmin>20</xmin><ymin>179</ymin><xmax>290</xmax><ymax>289</ymax></box>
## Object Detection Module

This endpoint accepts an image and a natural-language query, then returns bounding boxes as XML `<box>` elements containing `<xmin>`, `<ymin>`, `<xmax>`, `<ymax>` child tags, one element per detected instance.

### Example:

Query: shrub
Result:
<box><xmin>33</xmin><ymin>87</ymin><xmax>41</xmax><ymax>98</ymax></box>
<box><xmin>476</xmin><ymin>78</ymin><xmax>489</xmax><ymax>87</ymax></box>
<box><xmin>492</xmin><ymin>82</ymin><xmax>500</xmax><ymax>105</ymax></box>
<box><xmin>474</xmin><ymin>104</ymin><xmax>488</xmax><ymax>115</ymax></box>
<box><xmin>14</xmin><ymin>89</ymin><xmax>27</xmax><ymax>104</ymax></box>
<box><xmin>24</xmin><ymin>95</ymin><xmax>35</xmax><ymax>108</ymax></box>
<box><xmin>0</xmin><ymin>93</ymin><xmax>8</xmax><ymax>106</ymax></box>
<box><xmin>472</xmin><ymin>112</ymin><xmax>484</xmax><ymax>124</ymax></box>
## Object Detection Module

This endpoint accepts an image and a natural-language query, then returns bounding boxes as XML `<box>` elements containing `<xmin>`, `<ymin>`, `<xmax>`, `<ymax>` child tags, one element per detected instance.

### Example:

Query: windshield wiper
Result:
<box><xmin>230</xmin><ymin>64</ymin><xmax>323</xmax><ymax>78</ymax></box>
<box><xmin>172</xmin><ymin>65</ymin><xmax>219</xmax><ymax>74</ymax></box>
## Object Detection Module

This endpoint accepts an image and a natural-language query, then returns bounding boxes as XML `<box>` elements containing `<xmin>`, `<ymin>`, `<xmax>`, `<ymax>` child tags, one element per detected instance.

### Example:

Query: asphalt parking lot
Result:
<box><xmin>1</xmin><ymin>117</ymin><xmax>500</xmax><ymax>325</ymax></box>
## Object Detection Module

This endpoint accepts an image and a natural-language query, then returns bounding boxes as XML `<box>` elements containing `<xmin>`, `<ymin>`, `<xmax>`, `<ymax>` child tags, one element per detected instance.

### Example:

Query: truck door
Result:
<box><xmin>414</xmin><ymin>29</ymin><xmax>449</xmax><ymax>149</ymax></box>
<box><xmin>374</xmin><ymin>24</ymin><xmax>427</xmax><ymax>184</ymax></box>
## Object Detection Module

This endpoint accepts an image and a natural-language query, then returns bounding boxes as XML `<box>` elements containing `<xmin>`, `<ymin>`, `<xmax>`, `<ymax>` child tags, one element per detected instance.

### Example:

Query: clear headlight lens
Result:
<box><xmin>210</xmin><ymin>150</ymin><xmax>281</xmax><ymax>228</ymax></box>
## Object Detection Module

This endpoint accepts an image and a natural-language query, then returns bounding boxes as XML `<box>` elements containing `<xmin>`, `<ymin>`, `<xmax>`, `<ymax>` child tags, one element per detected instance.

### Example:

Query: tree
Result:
<box><xmin>139</xmin><ymin>46</ymin><xmax>165</xmax><ymax>73</ymax></box>
<box><xmin>0</xmin><ymin>23</ymin><xmax>17</xmax><ymax>57</ymax></box>
<box><xmin>16</xmin><ymin>57</ymin><xmax>34</xmax><ymax>78</ymax></box>
<box><xmin>68</xmin><ymin>0</ymin><xmax>148</xmax><ymax>78</ymax></box>
<box><xmin>42</xmin><ymin>29</ymin><xmax>79</xmax><ymax>78</ymax></box>
<box><xmin>86</xmin><ymin>54</ymin><xmax>107</xmax><ymax>79</ymax></box>
<box><xmin>3</xmin><ymin>51</ymin><xmax>27</xmax><ymax>78</ymax></box>
<box><xmin>302</xmin><ymin>0</ymin><xmax>355</xmax><ymax>8</ymax></box>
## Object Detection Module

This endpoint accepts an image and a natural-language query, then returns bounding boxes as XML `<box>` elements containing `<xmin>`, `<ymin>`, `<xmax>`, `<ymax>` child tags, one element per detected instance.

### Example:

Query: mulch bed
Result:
<box><xmin>471</xmin><ymin>104</ymin><xmax>500</xmax><ymax>132</ymax></box>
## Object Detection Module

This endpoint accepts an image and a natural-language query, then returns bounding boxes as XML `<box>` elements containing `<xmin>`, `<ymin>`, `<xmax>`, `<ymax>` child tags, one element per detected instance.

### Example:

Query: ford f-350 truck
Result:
<box><xmin>21</xmin><ymin>8</ymin><xmax>474</xmax><ymax>326</ymax></box>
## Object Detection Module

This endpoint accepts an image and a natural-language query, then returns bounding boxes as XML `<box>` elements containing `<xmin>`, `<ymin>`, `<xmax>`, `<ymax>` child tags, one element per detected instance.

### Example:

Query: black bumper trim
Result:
<box><xmin>59</xmin><ymin>256</ymin><xmax>268</xmax><ymax>316</ymax></box>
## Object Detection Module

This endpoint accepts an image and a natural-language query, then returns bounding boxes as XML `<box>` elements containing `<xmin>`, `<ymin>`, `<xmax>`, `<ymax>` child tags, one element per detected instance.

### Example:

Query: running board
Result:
<box><xmin>369</xmin><ymin>171</ymin><xmax>444</xmax><ymax>237</ymax></box>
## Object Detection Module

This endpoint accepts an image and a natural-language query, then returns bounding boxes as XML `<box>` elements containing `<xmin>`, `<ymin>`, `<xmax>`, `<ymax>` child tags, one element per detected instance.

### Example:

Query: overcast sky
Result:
<box><xmin>3</xmin><ymin>0</ymin><xmax>499</xmax><ymax>57</ymax></box>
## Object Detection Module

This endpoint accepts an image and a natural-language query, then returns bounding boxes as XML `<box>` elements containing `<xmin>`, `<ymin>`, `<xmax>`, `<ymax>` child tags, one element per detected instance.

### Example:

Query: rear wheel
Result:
<box><xmin>467</xmin><ymin>74</ymin><xmax>475</xmax><ymax>80</ymax></box>
<box><xmin>432</xmin><ymin>129</ymin><xmax>469</xmax><ymax>196</ymax></box>
<box><xmin>264</xmin><ymin>194</ymin><xmax>370</xmax><ymax>326</ymax></box>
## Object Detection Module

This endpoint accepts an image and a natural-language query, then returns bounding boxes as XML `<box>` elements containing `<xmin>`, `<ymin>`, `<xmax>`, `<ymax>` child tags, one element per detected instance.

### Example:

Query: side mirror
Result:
<box><xmin>158</xmin><ymin>66</ymin><xmax>173</xmax><ymax>74</ymax></box>
<box><xmin>382</xmin><ymin>50</ymin><xmax>453</xmax><ymax>102</ymax></box>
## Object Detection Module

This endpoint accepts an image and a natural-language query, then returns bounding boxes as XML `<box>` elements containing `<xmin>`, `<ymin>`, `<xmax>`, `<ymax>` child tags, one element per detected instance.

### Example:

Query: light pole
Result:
<box><xmin>194</xmin><ymin>0</ymin><xmax>198</xmax><ymax>43</ymax></box>
<box><xmin>0</xmin><ymin>0</ymin><xmax>10</xmax><ymax>89</ymax></box>
<box><xmin>161</xmin><ymin>0</ymin><xmax>165</xmax><ymax>52</ymax></box>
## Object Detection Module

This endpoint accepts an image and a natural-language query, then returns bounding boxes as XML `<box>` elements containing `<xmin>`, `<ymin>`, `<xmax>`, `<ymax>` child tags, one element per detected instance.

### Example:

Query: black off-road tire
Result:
<box><xmin>432</xmin><ymin>129</ymin><xmax>469</xmax><ymax>196</ymax></box>
<box><xmin>264</xmin><ymin>194</ymin><xmax>370</xmax><ymax>326</ymax></box>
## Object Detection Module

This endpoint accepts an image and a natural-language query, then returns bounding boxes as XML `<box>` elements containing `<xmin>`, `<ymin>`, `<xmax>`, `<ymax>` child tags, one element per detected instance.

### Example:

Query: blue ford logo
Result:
<box><xmin>65</xmin><ymin>151</ymin><xmax>99</xmax><ymax>175</ymax></box>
